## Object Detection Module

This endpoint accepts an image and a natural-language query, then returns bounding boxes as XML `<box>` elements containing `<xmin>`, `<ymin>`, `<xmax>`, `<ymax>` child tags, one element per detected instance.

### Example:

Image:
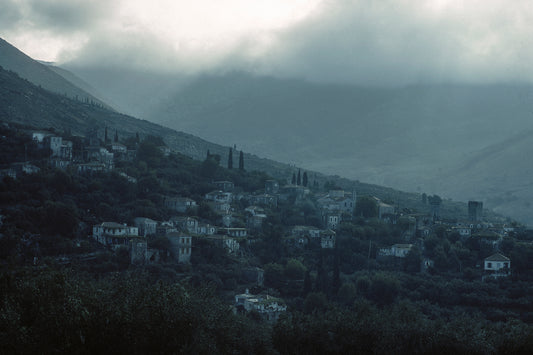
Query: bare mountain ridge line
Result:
<box><xmin>0</xmin><ymin>37</ymin><xmax>110</xmax><ymax>109</ymax></box>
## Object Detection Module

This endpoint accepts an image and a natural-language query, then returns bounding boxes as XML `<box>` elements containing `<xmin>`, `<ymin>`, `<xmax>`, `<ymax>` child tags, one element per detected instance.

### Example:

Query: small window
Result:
<box><xmin>487</xmin><ymin>262</ymin><xmax>492</xmax><ymax>268</ymax></box>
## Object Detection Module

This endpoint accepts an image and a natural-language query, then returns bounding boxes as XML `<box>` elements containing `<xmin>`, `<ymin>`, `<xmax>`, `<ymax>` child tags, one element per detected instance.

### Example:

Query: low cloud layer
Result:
<box><xmin>259</xmin><ymin>0</ymin><xmax>533</xmax><ymax>85</ymax></box>
<box><xmin>2</xmin><ymin>0</ymin><xmax>533</xmax><ymax>85</ymax></box>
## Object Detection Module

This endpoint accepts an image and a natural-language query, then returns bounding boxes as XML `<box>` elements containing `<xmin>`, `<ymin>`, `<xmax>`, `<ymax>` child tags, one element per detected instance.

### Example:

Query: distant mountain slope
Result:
<box><xmin>434</xmin><ymin>131</ymin><xmax>533</xmax><ymax>224</ymax></box>
<box><xmin>59</xmin><ymin>65</ymin><xmax>192</xmax><ymax>118</ymax></box>
<box><xmin>0</xmin><ymin>65</ymin><xmax>479</xmax><ymax>221</ymax></box>
<box><xmin>124</xmin><ymin>72</ymin><xmax>532</xmax><ymax>224</ymax></box>
<box><xmin>0</xmin><ymin>38</ymin><xmax>110</xmax><ymax>108</ymax></box>
<box><xmin>143</xmin><ymin>73</ymin><xmax>533</xmax><ymax>168</ymax></box>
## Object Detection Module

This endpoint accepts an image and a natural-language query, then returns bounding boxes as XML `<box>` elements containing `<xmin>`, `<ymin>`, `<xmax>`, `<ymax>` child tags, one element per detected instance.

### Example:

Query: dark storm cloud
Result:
<box><xmin>255</xmin><ymin>0</ymin><xmax>533</xmax><ymax>85</ymax></box>
<box><xmin>2</xmin><ymin>0</ymin><xmax>533</xmax><ymax>85</ymax></box>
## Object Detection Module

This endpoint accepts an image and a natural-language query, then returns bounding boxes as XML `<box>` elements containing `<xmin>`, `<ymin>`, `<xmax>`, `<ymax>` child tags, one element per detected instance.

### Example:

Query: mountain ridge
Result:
<box><xmin>0</xmin><ymin>37</ymin><xmax>110</xmax><ymax>109</ymax></box>
<box><xmin>0</xmin><ymin>64</ymin><xmax>479</xmax><ymax>222</ymax></box>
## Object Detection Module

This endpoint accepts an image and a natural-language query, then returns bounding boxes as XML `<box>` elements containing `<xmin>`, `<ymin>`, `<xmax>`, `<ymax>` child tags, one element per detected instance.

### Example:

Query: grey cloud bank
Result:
<box><xmin>259</xmin><ymin>0</ymin><xmax>533</xmax><ymax>85</ymax></box>
<box><xmin>1</xmin><ymin>0</ymin><xmax>533</xmax><ymax>85</ymax></box>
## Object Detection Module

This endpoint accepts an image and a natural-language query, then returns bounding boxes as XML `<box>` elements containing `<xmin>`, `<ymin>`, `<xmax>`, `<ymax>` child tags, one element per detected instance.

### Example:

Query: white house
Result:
<box><xmin>92</xmin><ymin>222</ymin><xmax>139</xmax><ymax>247</ymax></box>
<box><xmin>197</xmin><ymin>223</ymin><xmax>217</xmax><ymax>235</ymax></box>
<box><xmin>379</xmin><ymin>244</ymin><xmax>413</xmax><ymax>258</ymax></box>
<box><xmin>219</xmin><ymin>227</ymin><xmax>248</xmax><ymax>238</ymax></box>
<box><xmin>484</xmin><ymin>253</ymin><xmax>511</xmax><ymax>277</ymax></box>
<box><xmin>235</xmin><ymin>290</ymin><xmax>287</xmax><ymax>322</ymax></box>
<box><xmin>205</xmin><ymin>190</ymin><xmax>233</xmax><ymax>204</ymax></box>
<box><xmin>316</xmin><ymin>190</ymin><xmax>355</xmax><ymax>214</ymax></box>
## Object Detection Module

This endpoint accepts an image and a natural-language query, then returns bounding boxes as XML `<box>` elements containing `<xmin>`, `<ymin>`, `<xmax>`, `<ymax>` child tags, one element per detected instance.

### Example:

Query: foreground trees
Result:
<box><xmin>0</xmin><ymin>269</ymin><xmax>273</xmax><ymax>354</ymax></box>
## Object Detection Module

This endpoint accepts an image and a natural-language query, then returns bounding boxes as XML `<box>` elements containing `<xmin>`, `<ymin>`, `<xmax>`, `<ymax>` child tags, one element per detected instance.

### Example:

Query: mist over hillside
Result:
<box><xmin>70</xmin><ymin>69</ymin><xmax>533</xmax><ymax>224</ymax></box>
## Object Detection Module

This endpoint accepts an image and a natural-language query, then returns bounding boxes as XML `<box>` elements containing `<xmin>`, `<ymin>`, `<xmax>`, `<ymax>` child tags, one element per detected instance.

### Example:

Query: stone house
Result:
<box><xmin>92</xmin><ymin>222</ymin><xmax>140</xmax><ymax>248</ymax></box>
<box><xmin>44</xmin><ymin>136</ymin><xmax>73</xmax><ymax>161</ymax></box>
<box><xmin>291</xmin><ymin>225</ymin><xmax>321</xmax><ymax>239</ymax></box>
<box><xmin>134</xmin><ymin>217</ymin><xmax>158</xmax><ymax>237</ymax></box>
<box><xmin>235</xmin><ymin>290</ymin><xmax>287</xmax><ymax>323</ymax></box>
<box><xmin>205</xmin><ymin>190</ymin><xmax>233</xmax><ymax>204</ymax></box>
<box><xmin>377</xmin><ymin>200</ymin><xmax>395</xmax><ymax>220</ymax></box>
<box><xmin>167</xmin><ymin>232</ymin><xmax>192</xmax><ymax>263</ymax></box>
<box><xmin>247</xmin><ymin>214</ymin><xmax>267</xmax><ymax>230</ymax></box>
<box><xmin>197</xmin><ymin>223</ymin><xmax>217</xmax><ymax>235</ymax></box>
<box><xmin>171</xmin><ymin>216</ymin><xmax>198</xmax><ymax>234</ymax></box>
<box><xmin>248</xmin><ymin>194</ymin><xmax>278</xmax><ymax>208</ymax></box>
<box><xmin>323</xmin><ymin>212</ymin><xmax>342</xmax><ymax>230</ymax></box>
<box><xmin>164</xmin><ymin>196</ymin><xmax>198</xmax><ymax>213</ymax></box>
<box><xmin>156</xmin><ymin>221</ymin><xmax>178</xmax><ymax>236</ymax></box>
<box><xmin>212</xmin><ymin>202</ymin><xmax>232</xmax><ymax>214</ymax></box>
<box><xmin>317</xmin><ymin>190</ymin><xmax>356</xmax><ymax>214</ymax></box>
<box><xmin>320</xmin><ymin>230</ymin><xmax>336</xmax><ymax>249</ymax></box>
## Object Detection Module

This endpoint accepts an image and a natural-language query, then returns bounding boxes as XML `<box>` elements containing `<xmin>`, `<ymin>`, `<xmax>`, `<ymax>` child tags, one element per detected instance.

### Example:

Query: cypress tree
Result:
<box><xmin>302</xmin><ymin>172</ymin><xmax>308</xmax><ymax>187</ymax></box>
<box><xmin>228</xmin><ymin>148</ymin><xmax>233</xmax><ymax>169</ymax></box>
<box><xmin>297</xmin><ymin>169</ymin><xmax>301</xmax><ymax>186</ymax></box>
<box><xmin>239</xmin><ymin>151</ymin><xmax>244</xmax><ymax>170</ymax></box>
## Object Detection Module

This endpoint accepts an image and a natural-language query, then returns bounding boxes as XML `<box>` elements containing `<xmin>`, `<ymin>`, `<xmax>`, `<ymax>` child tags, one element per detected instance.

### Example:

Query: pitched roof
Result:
<box><xmin>100</xmin><ymin>222</ymin><xmax>128</xmax><ymax>229</ymax></box>
<box><xmin>485</xmin><ymin>253</ymin><xmax>510</xmax><ymax>262</ymax></box>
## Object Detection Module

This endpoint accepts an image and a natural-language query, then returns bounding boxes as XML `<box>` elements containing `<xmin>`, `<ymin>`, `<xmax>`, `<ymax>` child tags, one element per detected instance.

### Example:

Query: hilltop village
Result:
<box><xmin>1</xmin><ymin>122</ymin><xmax>533</xmax><ymax>353</ymax></box>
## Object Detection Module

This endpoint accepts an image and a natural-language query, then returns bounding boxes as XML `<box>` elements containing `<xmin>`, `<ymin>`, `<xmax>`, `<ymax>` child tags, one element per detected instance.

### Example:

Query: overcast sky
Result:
<box><xmin>2</xmin><ymin>0</ymin><xmax>533</xmax><ymax>85</ymax></box>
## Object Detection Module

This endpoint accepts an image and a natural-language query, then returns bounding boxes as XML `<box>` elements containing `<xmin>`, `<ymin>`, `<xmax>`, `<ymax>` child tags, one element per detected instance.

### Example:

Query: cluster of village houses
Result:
<box><xmin>0</xmin><ymin>128</ymin><xmax>140</xmax><ymax>179</ymax></box>
<box><xmin>91</xmin><ymin>179</ymin><xmax>347</xmax><ymax>264</ymax></box>
<box><xmin>377</xmin><ymin>201</ymin><xmax>512</xmax><ymax>278</ymax></box>
<box><xmin>3</xmin><ymin>128</ymin><xmax>515</xmax><ymax>281</ymax></box>
<box><xmin>1</xmin><ymin>128</ymin><xmax>515</xmax><ymax>319</ymax></box>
